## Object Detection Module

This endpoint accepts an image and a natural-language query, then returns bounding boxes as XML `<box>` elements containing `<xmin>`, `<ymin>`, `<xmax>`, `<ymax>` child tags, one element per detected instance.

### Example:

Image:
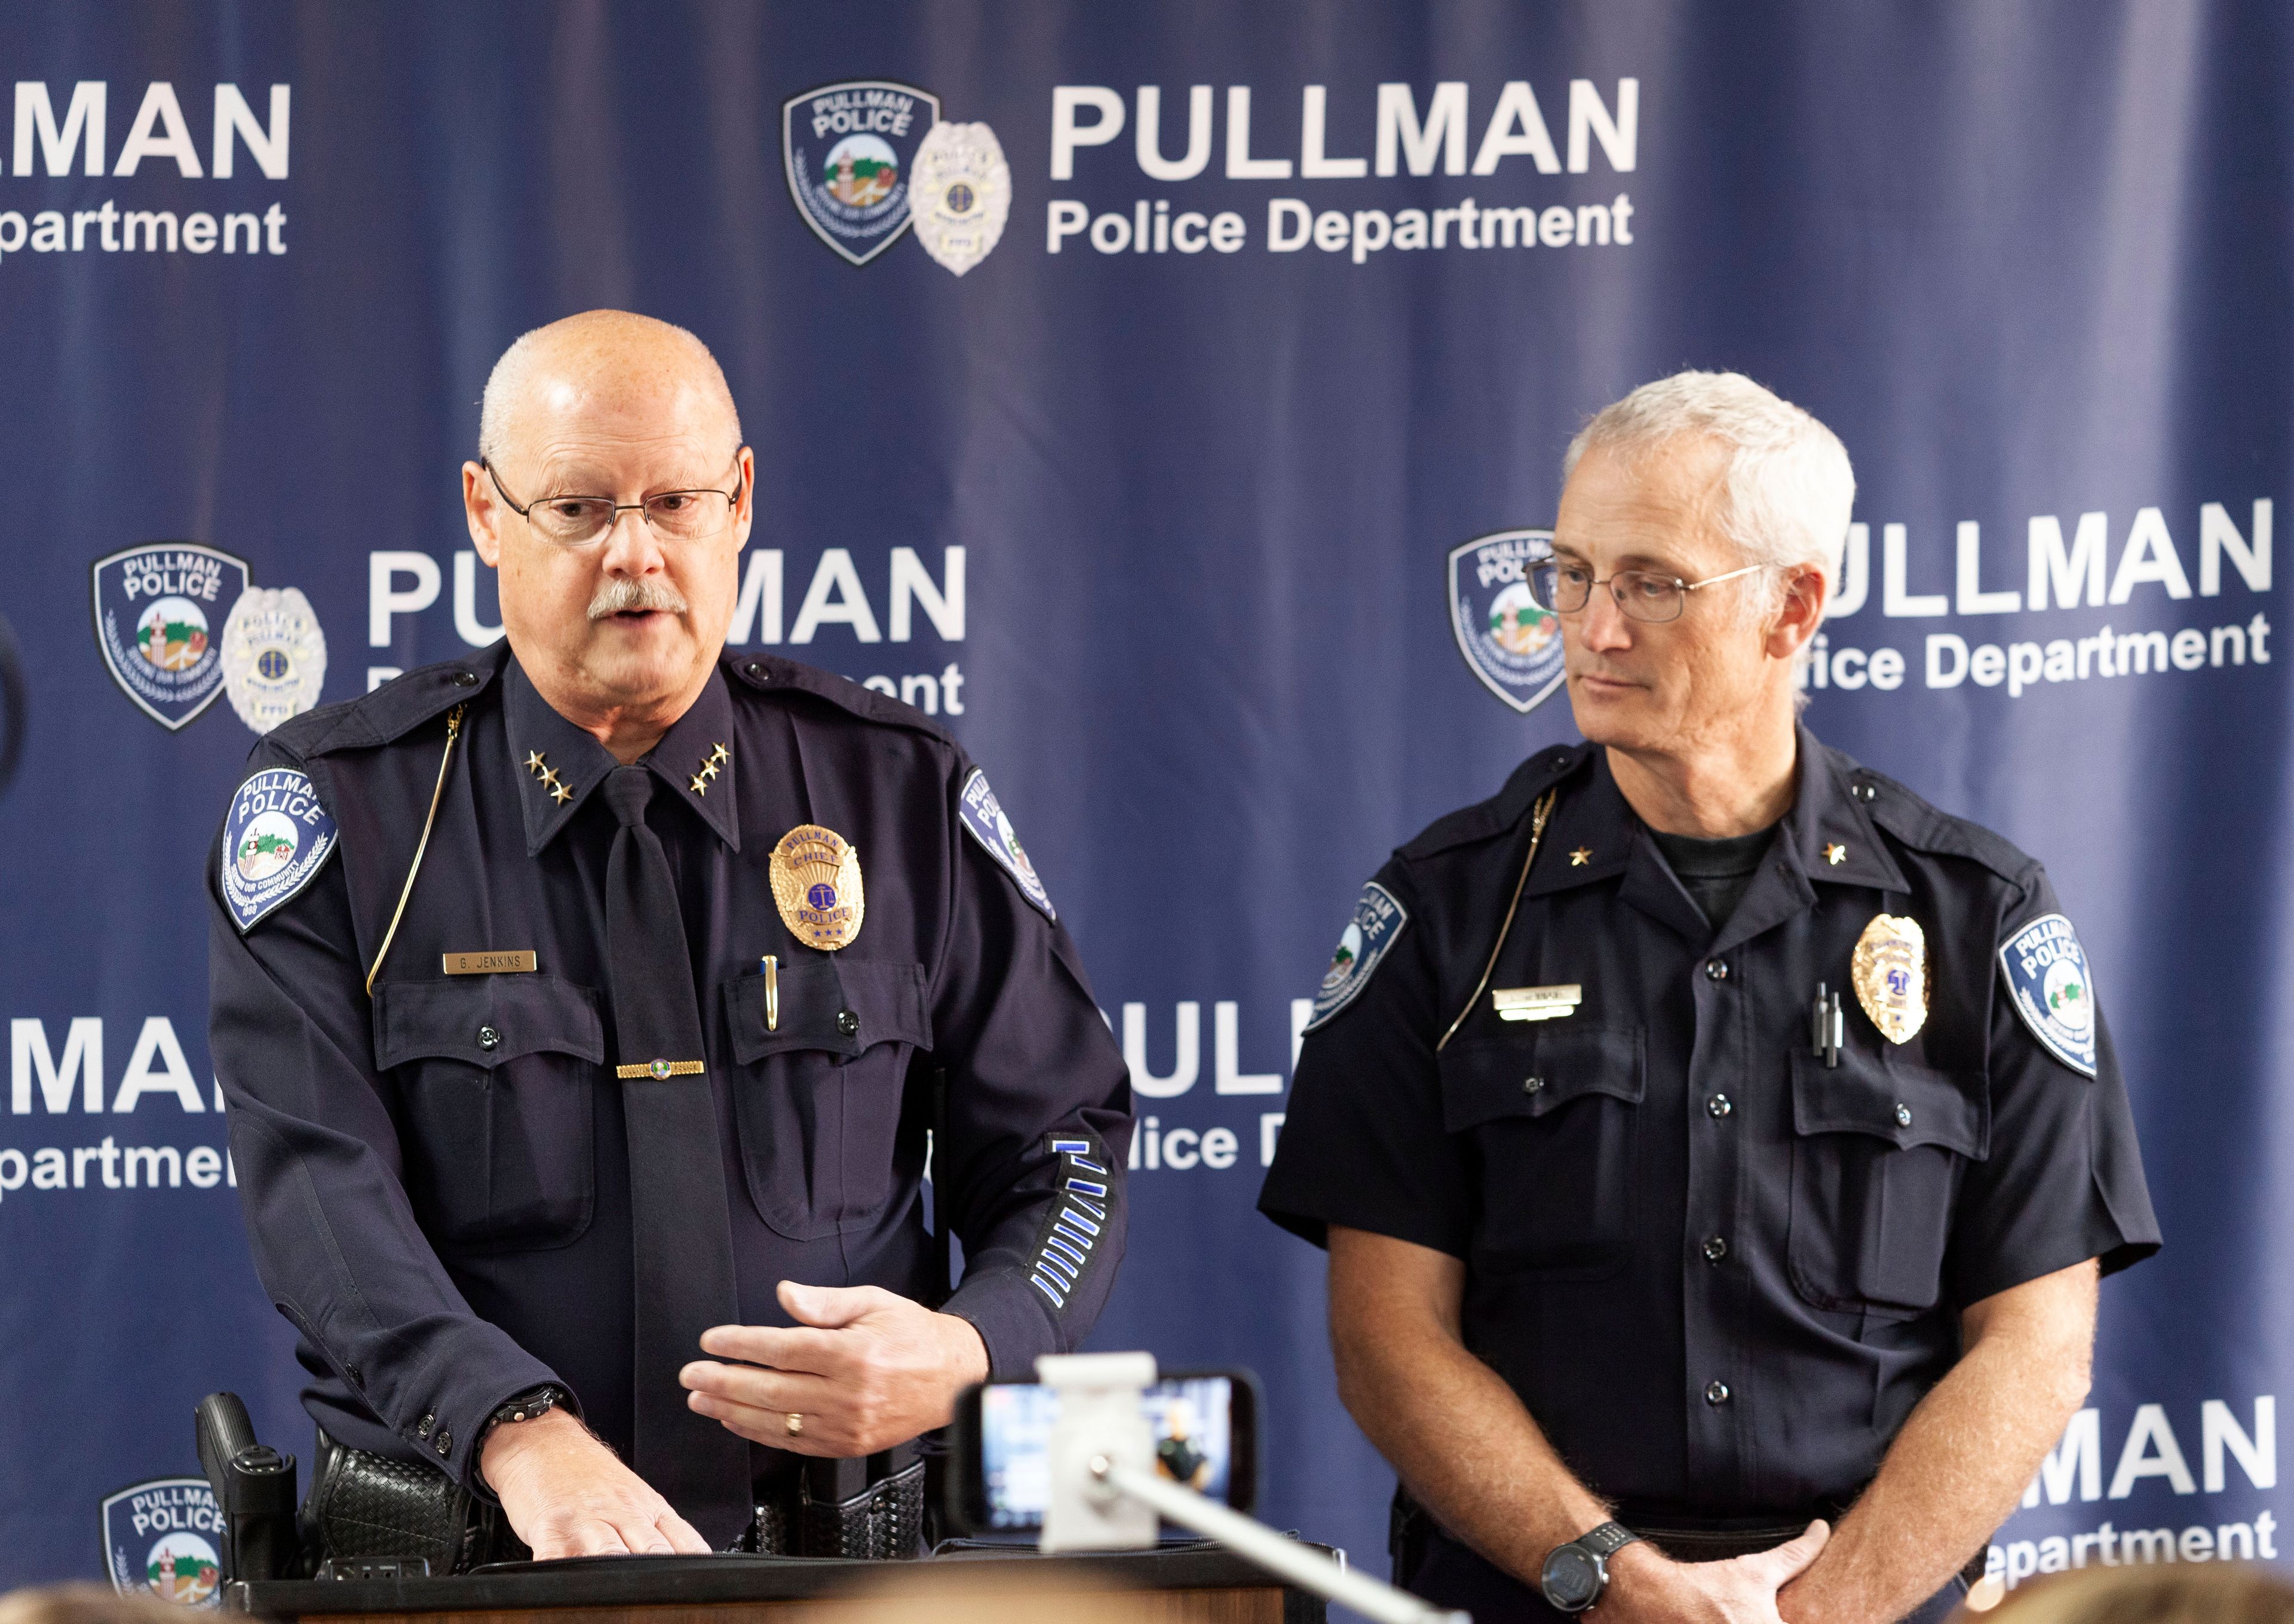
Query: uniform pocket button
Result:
<box><xmin>1522</xmin><ymin>1075</ymin><xmax>1544</xmax><ymax>1095</ymax></box>
<box><xmin>452</xmin><ymin>670</ymin><xmax>479</xmax><ymax>688</ymax></box>
<box><xmin>1894</xmin><ymin>1103</ymin><xmax>1913</xmax><ymax>1128</ymax></box>
<box><xmin>434</xmin><ymin>1428</ymin><xmax>452</xmax><ymax>1456</ymax></box>
<box><xmin>836</xmin><ymin>1009</ymin><xmax>859</xmax><ymax>1037</ymax></box>
<box><xmin>1707</xmin><ymin>1094</ymin><xmax>1732</xmax><ymax>1119</ymax></box>
<box><xmin>477</xmin><ymin>1025</ymin><xmax>501</xmax><ymax>1051</ymax></box>
<box><xmin>1702</xmin><ymin>1235</ymin><xmax>1728</xmax><ymax>1262</ymax></box>
<box><xmin>1704</xmin><ymin>959</ymin><xmax>1729</xmax><ymax>981</ymax></box>
<box><xmin>416</xmin><ymin>1413</ymin><xmax>434</xmax><ymax>1438</ymax></box>
<box><xmin>1705</xmin><ymin>1381</ymin><xmax>1731</xmax><ymax>1405</ymax></box>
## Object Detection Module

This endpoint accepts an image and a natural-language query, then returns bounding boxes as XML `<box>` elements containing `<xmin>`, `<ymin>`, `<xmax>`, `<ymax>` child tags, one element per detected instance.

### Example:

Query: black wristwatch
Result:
<box><xmin>1540</xmin><ymin>1520</ymin><xmax>1641</xmax><ymax>1613</ymax></box>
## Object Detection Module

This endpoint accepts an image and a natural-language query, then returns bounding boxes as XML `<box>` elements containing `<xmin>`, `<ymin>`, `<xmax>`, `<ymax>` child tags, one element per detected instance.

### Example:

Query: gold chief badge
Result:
<box><xmin>1851</xmin><ymin>913</ymin><xmax>1929</xmax><ymax>1043</ymax></box>
<box><xmin>770</xmin><ymin>824</ymin><xmax>866</xmax><ymax>950</ymax></box>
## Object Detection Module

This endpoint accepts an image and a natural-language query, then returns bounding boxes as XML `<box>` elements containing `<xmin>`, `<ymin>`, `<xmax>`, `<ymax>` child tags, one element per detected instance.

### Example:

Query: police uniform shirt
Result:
<box><xmin>207</xmin><ymin>642</ymin><xmax>1130</xmax><ymax>1485</ymax></box>
<box><xmin>1260</xmin><ymin>732</ymin><xmax>2158</xmax><ymax>1521</ymax></box>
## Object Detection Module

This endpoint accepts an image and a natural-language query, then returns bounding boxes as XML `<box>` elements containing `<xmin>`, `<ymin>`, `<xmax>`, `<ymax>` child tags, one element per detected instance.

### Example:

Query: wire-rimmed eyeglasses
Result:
<box><xmin>1529</xmin><ymin>558</ymin><xmax>1769</xmax><ymax>624</ymax></box>
<box><xmin>483</xmin><ymin>456</ymin><xmax>745</xmax><ymax>548</ymax></box>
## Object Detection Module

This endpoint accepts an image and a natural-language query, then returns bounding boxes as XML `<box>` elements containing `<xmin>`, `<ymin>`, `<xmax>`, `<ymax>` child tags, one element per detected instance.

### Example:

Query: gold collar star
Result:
<box><xmin>550</xmin><ymin>778</ymin><xmax>574</xmax><ymax>805</ymax></box>
<box><xmin>1570</xmin><ymin>846</ymin><xmax>1593</xmax><ymax>867</ymax></box>
<box><xmin>689</xmin><ymin>741</ymin><xmax>728</xmax><ymax>796</ymax></box>
<box><xmin>523</xmin><ymin>750</ymin><xmax>547</xmax><ymax>775</ymax></box>
<box><xmin>1824</xmin><ymin>842</ymin><xmax>1848</xmax><ymax>866</ymax></box>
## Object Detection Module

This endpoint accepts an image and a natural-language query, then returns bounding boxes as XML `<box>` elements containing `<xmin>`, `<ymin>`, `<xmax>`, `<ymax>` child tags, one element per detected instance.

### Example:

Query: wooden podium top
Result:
<box><xmin>227</xmin><ymin>1546</ymin><xmax>1325</xmax><ymax>1624</ymax></box>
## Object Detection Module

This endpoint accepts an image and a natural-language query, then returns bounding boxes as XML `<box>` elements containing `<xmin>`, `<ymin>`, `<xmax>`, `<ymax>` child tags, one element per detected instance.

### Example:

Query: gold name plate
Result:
<box><xmin>1492</xmin><ymin>984</ymin><xmax>1582</xmax><ymax>1022</ymax></box>
<box><xmin>443</xmin><ymin>951</ymin><xmax>537</xmax><ymax>975</ymax></box>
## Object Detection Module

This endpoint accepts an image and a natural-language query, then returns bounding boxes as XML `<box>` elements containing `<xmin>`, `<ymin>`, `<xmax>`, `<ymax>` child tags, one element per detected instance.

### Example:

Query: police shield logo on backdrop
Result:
<box><xmin>1448</xmin><ymin>530</ymin><xmax>1567</xmax><ymax>714</ymax></box>
<box><xmin>91</xmin><ymin>543</ymin><xmax>250</xmax><ymax>729</ymax></box>
<box><xmin>784</xmin><ymin>80</ymin><xmax>940</xmax><ymax>265</ymax></box>
<box><xmin>100</xmin><ymin>1478</ymin><xmax>224</xmax><ymax>1608</ymax></box>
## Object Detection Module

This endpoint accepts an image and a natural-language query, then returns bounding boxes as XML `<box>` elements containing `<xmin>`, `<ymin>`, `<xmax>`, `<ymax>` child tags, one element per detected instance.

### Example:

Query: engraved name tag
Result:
<box><xmin>1492</xmin><ymin>984</ymin><xmax>1583</xmax><ymax>1022</ymax></box>
<box><xmin>443</xmin><ymin>950</ymin><xmax>538</xmax><ymax>975</ymax></box>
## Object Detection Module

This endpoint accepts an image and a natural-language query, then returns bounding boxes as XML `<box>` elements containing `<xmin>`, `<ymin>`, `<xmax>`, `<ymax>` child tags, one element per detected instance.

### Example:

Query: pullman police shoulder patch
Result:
<box><xmin>1998</xmin><ymin>913</ymin><xmax>2099</xmax><ymax>1077</ymax></box>
<box><xmin>958</xmin><ymin>769</ymin><xmax>1054</xmax><ymax>920</ymax></box>
<box><xmin>1306</xmin><ymin>882</ymin><xmax>1408</xmax><ymax>1031</ymax></box>
<box><xmin>220</xmin><ymin>767</ymin><xmax>340</xmax><ymax>933</ymax></box>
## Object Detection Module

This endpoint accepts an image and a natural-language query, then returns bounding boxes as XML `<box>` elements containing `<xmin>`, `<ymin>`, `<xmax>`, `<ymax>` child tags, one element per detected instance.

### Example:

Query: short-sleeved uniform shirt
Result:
<box><xmin>1261</xmin><ymin>731</ymin><xmax>2158</xmax><ymax>1521</ymax></box>
<box><xmin>207</xmin><ymin>643</ymin><xmax>1130</xmax><ymax>1488</ymax></box>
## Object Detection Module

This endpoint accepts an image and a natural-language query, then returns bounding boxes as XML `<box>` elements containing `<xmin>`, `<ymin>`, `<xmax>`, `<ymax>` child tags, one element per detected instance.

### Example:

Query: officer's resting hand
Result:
<box><xmin>480</xmin><ymin>1408</ymin><xmax>712</xmax><ymax>1558</ymax></box>
<box><xmin>679</xmin><ymin>1281</ymin><xmax>991</xmax><ymax>1457</ymax></box>
<box><xmin>1602</xmin><ymin>1521</ymin><xmax>1830</xmax><ymax>1624</ymax></box>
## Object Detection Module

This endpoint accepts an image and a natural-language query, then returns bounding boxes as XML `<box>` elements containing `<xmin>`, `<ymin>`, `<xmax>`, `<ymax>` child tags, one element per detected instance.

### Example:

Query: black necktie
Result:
<box><xmin>602</xmin><ymin>765</ymin><xmax>752</xmax><ymax>1545</ymax></box>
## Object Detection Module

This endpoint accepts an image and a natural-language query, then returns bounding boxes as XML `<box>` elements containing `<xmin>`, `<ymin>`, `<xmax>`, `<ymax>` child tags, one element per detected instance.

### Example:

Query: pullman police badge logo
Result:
<box><xmin>783</xmin><ymin>80</ymin><xmax>940</xmax><ymax>266</ymax></box>
<box><xmin>91</xmin><ymin>543</ymin><xmax>250</xmax><ymax>730</ymax></box>
<box><xmin>1448</xmin><ymin>529</ymin><xmax>1568</xmax><ymax>714</ymax></box>
<box><xmin>100</xmin><ymin>1477</ymin><xmax>224</xmax><ymax>1608</ymax></box>
<box><xmin>911</xmin><ymin>122</ymin><xmax>1011</xmax><ymax>276</ymax></box>
<box><xmin>958</xmin><ymin>769</ymin><xmax>1054</xmax><ymax>919</ymax></box>
<box><xmin>222</xmin><ymin>767</ymin><xmax>341</xmax><ymax>932</ymax></box>
<box><xmin>1999</xmin><ymin>913</ymin><xmax>2099</xmax><ymax>1077</ymax></box>
<box><xmin>1852</xmin><ymin>912</ymin><xmax>1930</xmax><ymax>1044</ymax></box>
<box><xmin>770</xmin><ymin>823</ymin><xmax>867</xmax><ymax>949</ymax></box>
<box><xmin>221</xmin><ymin>585</ymin><xmax>328</xmax><ymax>735</ymax></box>
<box><xmin>1306</xmin><ymin>882</ymin><xmax>1409</xmax><ymax>1030</ymax></box>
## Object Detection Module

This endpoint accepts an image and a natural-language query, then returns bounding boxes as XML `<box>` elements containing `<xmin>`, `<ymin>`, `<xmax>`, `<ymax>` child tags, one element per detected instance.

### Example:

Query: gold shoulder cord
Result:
<box><xmin>1436</xmin><ymin>787</ymin><xmax>1558</xmax><ymax>1052</ymax></box>
<box><xmin>364</xmin><ymin>703</ymin><xmax>467</xmax><ymax>997</ymax></box>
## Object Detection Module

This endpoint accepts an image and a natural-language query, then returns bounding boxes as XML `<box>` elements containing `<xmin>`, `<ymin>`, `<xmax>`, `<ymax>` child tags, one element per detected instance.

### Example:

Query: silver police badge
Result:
<box><xmin>90</xmin><ymin>542</ymin><xmax>249</xmax><ymax>730</ymax></box>
<box><xmin>911</xmin><ymin>121</ymin><xmax>1011</xmax><ymax>277</ymax></box>
<box><xmin>1448</xmin><ymin>529</ymin><xmax>1568</xmax><ymax>714</ymax></box>
<box><xmin>783</xmin><ymin>79</ymin><xmax>940</xmax><ymax>266</ymax></box>
<box><xmin>221</xmin><ymin>586</ymin><xmax>327</xmax><ymax>735</ymax></box>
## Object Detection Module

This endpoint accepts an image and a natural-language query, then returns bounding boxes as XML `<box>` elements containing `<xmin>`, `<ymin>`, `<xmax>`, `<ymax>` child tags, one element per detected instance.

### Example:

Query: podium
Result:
<box><xmin>226</xmin><ymin>1547</ymin><xmax>1326</xmax><ymax>1624</ymax></box>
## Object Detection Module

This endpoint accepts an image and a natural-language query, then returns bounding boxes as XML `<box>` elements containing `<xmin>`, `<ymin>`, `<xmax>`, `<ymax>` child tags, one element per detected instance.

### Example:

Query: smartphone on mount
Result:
<box><xmin>946</xmin><ymin>1368</ymin><xmax>1261</xmax><ymax>1534</ymax></box>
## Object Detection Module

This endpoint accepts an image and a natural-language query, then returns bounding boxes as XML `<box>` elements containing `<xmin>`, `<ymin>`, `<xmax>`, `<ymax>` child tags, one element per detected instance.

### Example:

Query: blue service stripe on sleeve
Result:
<box><xmin>1070</xmin><ymin>1156</ymin><xmax>1108</xmax><ymax>1175</ymax></box>
<box><xmin>1052</xmin><ymin>1221</ymin><xmax>1097</xmax><ymax>1252</ymax></box>
<box><xmin>1069</xmin><ymin>1195</ymin><xmax>1108</xmax><ymax>1221</ymax></box>
<box><xmin>1048</xmin><ymin>1137</ymin><xmax>1091</xmax><ymax>1155</ymax></box>
<box><xmin>1044</xmin><ymin>1236</ymin><xmax>1090</xmax><ymax>1270</ymax></box>
<box><xmin>1065</xmin><ymin>1178</ymin><xmax>1109</xmax><ymax>1198</ymax></box>
<box><xmin>1030</xmin><ymin>1273</ymin><xmax>1068</xmax><ymax>1309</ymax></box>
<box><xmin>1036</xmin><ymin>1249</ymin><xmax>1080</xmax><ymax>1284</ymax></box>
<box><xmin>1059</xmin><ymin>1207</ymin><xmax>1102</xmax><ymax>1236</ymax></box>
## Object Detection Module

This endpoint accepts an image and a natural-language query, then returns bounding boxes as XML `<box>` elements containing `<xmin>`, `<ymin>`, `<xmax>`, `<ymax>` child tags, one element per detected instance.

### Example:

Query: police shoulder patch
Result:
<box><xmin>1305</xmin><ymin>882</ymin><xmax>1409</xmax><ymax>1031</ymax></box>
<box><xmin>1998</xmin><ymin>912</ymin><xmax>2099</xmax><ymax>1077</ymax></box>
<box><xmin>958</xmin><ymin>768</ymin><xmax>1054</xmax><ymax>920</ymax></box>
<box><xmin>220</xmin><ymin>766</ymin><xmax>340</xmax><ymax>933</ymax></box>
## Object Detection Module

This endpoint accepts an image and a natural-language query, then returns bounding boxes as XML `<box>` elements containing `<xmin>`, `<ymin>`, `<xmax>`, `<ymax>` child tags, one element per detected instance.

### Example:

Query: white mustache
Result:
<box><xmin>587</xmin><ymin>576</ymin><xmax>690</xmax><ymax>621</ymax></box>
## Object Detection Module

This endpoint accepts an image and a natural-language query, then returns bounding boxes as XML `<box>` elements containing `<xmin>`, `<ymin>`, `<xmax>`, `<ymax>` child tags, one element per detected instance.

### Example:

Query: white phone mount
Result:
<box><xmin>1034</xmin><ymin>1352</ymin><xmax>1471</xmax><ymax>1624</ymax></box>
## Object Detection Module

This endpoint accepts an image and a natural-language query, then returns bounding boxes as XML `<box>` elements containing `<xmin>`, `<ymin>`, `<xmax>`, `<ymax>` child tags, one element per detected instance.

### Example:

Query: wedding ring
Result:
<box><xmin>785</xmin><ymin>1411</ymin><xmax>804</xmax><ymax>1438</ymax></box>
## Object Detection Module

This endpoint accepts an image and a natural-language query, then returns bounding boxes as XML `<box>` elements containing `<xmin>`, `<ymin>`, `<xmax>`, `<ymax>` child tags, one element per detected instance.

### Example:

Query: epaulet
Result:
<box><xmin>724</xmin><ymin>652</ymin><xmax>956</xmax><ymax>748</ymax></box>
<box><xmin>1830</xmin><ymin>745</ymin><xmax>2038</xmax><ymax>887</ymax></box>
<box><xmin>1399</xmin><ymin>740</ymin><xmax>1591</xmax><ymax>861</ymax></box>
<box><xmin>270</xmin><ymin>647</ymin><xmax>505</xmax><ymax>760</ymax></box>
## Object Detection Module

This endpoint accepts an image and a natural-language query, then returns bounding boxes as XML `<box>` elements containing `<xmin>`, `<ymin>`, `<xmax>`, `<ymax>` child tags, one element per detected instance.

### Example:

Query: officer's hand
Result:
<box><xmin>480</xmin><ymin>1408</ymin><xmax>713</xmax><ymax>1559</ymax></box>
<box><xmin>1604</xmin><ymin>1521</ymin><xmax>1829</xmax><ymax>1623</ymax></box>
<box><xmin>679</xmin><ymin>1281</ymin><xmax>991</xmax><ymax>1457</ymax></box>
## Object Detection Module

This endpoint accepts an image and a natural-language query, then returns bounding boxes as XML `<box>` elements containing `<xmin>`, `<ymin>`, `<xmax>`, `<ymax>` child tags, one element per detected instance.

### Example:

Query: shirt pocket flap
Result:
<box><xmin>1439</xmin><ymin>1024</ymin><xmax>1646</xmax><ymax>1134</ymax></box>
<box><xmin>373</xmin><ymin>975</ymin><xmax>605</xmax><ymax>1072</ymax></box>
<box><xmin>1790</xmin><ymin>1049</ymin><xmax>1989</xmax><ymax>1159</ymax></box>
<box><xmin>723</xmin><ymin>958</ymin><xmax>933</xmax><ymax>1064</ymax></box>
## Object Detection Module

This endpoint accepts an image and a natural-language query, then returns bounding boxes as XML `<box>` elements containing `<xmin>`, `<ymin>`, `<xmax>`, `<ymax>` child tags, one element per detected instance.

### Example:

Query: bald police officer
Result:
<box><xmin>208</xmin><ymin>311</ymin><xmax>1128</xmax><ymax>1558</ymax></box>
<box><xmin>1261</xmin><ymin>373</ymin><xmax>2157</xmax><ymax>1622</ymax></box>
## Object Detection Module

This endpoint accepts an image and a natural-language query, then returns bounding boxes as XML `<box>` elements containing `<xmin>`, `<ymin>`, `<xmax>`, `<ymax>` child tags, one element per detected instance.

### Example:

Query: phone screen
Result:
<box><xmin>976</xmin><ymin>1375</ymin><xmax>1238</xmax><ymax>1531</ymax></box>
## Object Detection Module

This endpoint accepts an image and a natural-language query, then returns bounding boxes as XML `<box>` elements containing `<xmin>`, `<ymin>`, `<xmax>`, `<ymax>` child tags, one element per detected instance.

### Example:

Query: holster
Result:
<box><xmin>301</xmin><ymin>1429</ymin><xmax>527</xmax><ymax>1574</ymax></box>
<box><xmin>728</xmin><ymin>1444</ymin><xmax>927</xmax><ymax>1559</ymax></box>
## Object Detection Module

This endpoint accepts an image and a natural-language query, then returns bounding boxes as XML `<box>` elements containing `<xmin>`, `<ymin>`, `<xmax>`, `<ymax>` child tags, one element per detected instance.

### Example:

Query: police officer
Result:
<box><xmin>208</xmin><ymin>311</ymin><xmax>1129</xmax><ymax>1558</ymax></box>
<box><xmin>1260</xmin><ymin>372</ymin><xmax>2158</xmax><ymax>1623</ymax></box>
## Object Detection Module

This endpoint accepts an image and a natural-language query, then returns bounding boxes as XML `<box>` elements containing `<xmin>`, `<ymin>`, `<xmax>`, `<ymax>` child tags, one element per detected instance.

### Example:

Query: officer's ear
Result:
<box><xmin>464</xmin><ymin>461</ymin><xmax>506</xmax><ymax>567</ymax></box>
<box><xmin>729</xmin><ymin>446</ymin><xmax>756</xmax><ymax>554</ymax></box>
<box><xmin>1766</xmin><ymin>562</ymin><xmax>1827</xmax><ymax>662</ymax></box>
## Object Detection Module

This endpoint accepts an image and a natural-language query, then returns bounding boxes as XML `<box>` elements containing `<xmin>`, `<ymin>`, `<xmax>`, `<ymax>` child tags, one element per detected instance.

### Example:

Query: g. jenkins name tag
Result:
<box><xmin>1492</xmin><ymin>984</ymin><xmax>1583</xmax><ymax>1022</ymax></box>
<box><xmin>443</xmin><ymin>951</ymin><xmax>537</xmax><ymax>975</ymax></box>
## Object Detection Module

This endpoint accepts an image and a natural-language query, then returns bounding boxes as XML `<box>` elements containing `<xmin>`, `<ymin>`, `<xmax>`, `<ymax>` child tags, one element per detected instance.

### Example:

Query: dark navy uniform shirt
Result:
<box><xmin>1261</xmin><ymin>731</ymin><xmax>2157</xmax><ymax>1522</ymax></box>
<box><xmin>207</xmin><ymin>641</ymin><xmax>1130</xmax><ymax>1488</ymax></box>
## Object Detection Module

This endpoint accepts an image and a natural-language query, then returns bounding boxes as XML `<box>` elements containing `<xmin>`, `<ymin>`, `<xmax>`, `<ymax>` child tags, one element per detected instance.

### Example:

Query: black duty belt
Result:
<box><xmin>303</xmin><ymin>1430</ymin><xmax>928</xmax><ymax>1574</ymax></box>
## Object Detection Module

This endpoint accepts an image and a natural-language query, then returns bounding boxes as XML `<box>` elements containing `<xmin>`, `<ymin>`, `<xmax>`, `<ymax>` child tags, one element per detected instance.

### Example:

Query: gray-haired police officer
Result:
<box><xmin>208</xmin><ymin>312</ymin><xmax>1129</xmax><ymax>1559</ymax></box>
<box><xmin>1261</xmin><ymin>373</ymin><xmax>2157</xmax><ymax>1623</ymax></box>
